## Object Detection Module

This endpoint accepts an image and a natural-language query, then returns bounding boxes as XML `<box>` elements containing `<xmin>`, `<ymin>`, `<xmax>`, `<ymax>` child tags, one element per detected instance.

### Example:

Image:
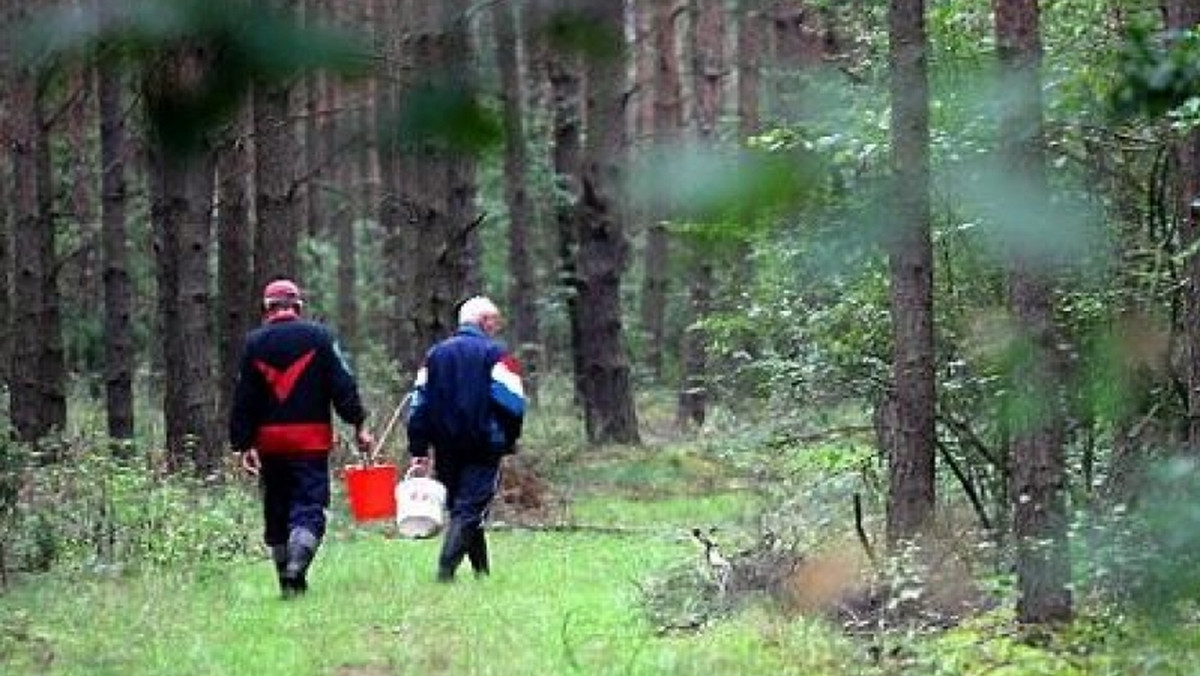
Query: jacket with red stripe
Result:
<box><xmin>229</xmin><ymin>314</ymin><xmax>366</xmax><ymax>456</ymax></box>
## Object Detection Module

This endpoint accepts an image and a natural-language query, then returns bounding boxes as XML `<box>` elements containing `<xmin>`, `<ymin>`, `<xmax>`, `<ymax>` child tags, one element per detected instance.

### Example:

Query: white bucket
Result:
<box><xmin>394</xmin><ymin>473</ymin><xmax>447</xmax><ymax>539</ymax></box>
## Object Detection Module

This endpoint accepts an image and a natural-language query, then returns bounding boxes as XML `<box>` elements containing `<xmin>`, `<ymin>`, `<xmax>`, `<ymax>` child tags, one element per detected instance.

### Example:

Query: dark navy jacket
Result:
<box><xmin>407</xmin><ymin>324</ymin><xmax>526</xmax><ymax>462</ymax></box>
<box><xmin>229</xmin><ymin>314</ymin><xmax>366</xmax><ymax>456</ymax></box>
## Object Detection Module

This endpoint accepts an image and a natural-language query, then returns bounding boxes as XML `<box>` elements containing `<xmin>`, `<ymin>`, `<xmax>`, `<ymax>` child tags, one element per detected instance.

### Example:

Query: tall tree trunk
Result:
<box><xmin>994</xmin><ymin>0</ymin><xmax>1072</xmax><ymax>624</ymax></box>
<box><xmin>9</xmin><ymin>47</ymin><xmax>52</xmax><ymax>441</ymax></box>
<box><xmin>402</xmin><ymin>0</ymin><xmax>480</xmax><ymax>363</ymax></box>
<box><xmin>146</xmin><ymin>48</ymin><xmax>221</xmax><ymax>474</ymax></box>
<box><xmin>495</xmin><ymin>0</ymin><xmax>542</xmax><ymax>401</ymax></box>
<box><xmin>253</xmin><ymin>0</ymin><xmax>300</xmax><ymax>290</ymax></box>
<box><xmin>578</xmin><ymin>0</ymin><xmax>640</xmax><ymax>445</ymax></box>
<box><xmin>885</xmin><ymin>0</ymin><xmax>936</xmax><ymax>543</ymax></box>
<box><xmin>0</xmin><ymin>23</ymin><xmax>14</xmax><ymax>392</ymax></box>
<box><xmin>678</xmin><ymin>0</ymin><xmax>725</xmax><ymax>429</ymax></box>
<box><xmin>640</xmin><ymin>0</ymin><xmax>682</xmax><ymax>380</ymax></box>
<box><xmin>37</xmin><ymin>79</ymin><xmax>67</xmax><ymax>439</ymax></box>
<box><xmin>737</xmin><ymin>0</ymin><xmax>762</xmax><ymax>140</ymax></box>
<box><xmin>1165</xmin><ymin>2</ymin><xmax>1200</xmax><ymax>450</ymax></box>
<box><xmin>99</xmin><ymin>59</ymin><xmax>135</xmax><ymax>440</ymax></box>
<box><xmin>375</xmin><ymin>0</ymin><xmax>410</xmax><ymax>366</ymax></box>
<box><xmin>216</xmin><ymin>107</ymin><xmax>254</xmax><ymax>425</ymax></box>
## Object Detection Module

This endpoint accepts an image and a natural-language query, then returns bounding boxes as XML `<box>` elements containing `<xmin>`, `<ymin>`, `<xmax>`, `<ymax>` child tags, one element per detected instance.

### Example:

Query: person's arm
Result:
<box><xmin>406</xmin><ymin>363</ymin><xmax>433</xmax><ymax>462</ymax></box>
<box><xmin>489</xmin><ymin>352</ymin><xmax>526</xmax><ymax>448</ymax></box>
<box><xmin>229</xmin><ymin>339</ymin><xmax>263</xmax><ymax>474</ymax></box>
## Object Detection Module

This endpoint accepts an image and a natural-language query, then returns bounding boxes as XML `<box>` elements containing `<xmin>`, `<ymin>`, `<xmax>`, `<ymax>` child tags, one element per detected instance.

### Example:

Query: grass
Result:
<box><xmin>0</xmin><ymin>526</ymin><xmax>870</xmax><ymax>676</ymax></box>
<box><xmin>0</xmin><ymin>441</ymin><xmax>878</xmax><ymax>676</ymax></box>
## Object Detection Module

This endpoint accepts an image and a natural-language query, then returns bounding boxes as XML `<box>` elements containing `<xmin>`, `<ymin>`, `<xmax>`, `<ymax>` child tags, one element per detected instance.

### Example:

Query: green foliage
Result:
<box><xmin>17</xmin><ymin>0</ymin><xmax>370</xmax><ymax>153</ymax></box>
<box><xmin>1</xmin><ymin>437</ymin><xmax>258</xmax><ymax>577</ymax></box>
<box><xmin>1110</xmin><ymin>19</ymin><xmax>1200</xmax><ymax>121</ymax></box>
<box><xmin>386</xmin><ymin>81</ymin><xmax>503</xmax><ymax>155</ymax></box>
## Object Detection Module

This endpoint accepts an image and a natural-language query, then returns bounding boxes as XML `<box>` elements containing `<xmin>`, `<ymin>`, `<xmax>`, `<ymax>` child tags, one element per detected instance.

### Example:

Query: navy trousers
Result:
<box><xmin>259</xmin><ymin>456</ymin><xmax>330</xmax><ymax>546</ymax></box>
<box><xmin>438</xmin><ymin>460</ymin><xmax>501</xmax><ymax>529</ymax></box>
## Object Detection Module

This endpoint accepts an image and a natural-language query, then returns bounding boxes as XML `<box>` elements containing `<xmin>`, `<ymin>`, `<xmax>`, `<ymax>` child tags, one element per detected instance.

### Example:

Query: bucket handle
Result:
<box><xmin>359</xmin><ymin>392</ymin><xmax>412</xmax><ymax>465</ymax></box>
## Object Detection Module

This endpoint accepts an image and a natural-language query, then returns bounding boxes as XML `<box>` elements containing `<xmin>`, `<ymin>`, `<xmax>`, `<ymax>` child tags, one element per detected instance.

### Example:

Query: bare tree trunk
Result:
<box><xmin>677</xmin><ymin>0</ymin><xmax>726</xmax><ymax>429</ymax></box>
<box><xmin>146</xmin><ymin>47</ymin><xmax>221</xmax><ymax>474</ymax></box>
<box><xmin>737</xmin><ymin>0</ymin><xmax>762</xmax><ymax>140</ymax></box>
<box><xmin>402</xmin><ymin>0</ymin><xmax>480</xmax><ymax>362</ymax></box>
<box><xmin>253</xmin><ymin>0</ymin><xmax>300</xmax><ymax>289</ymax></box>
<box><xmin>1165</xmin><ymin>1</ymin><xmax>1200</xmax><ymax>450</ymax></box>
<box><xmin>994</xmin><ymin>0</ymin><xmax>1071</xmax><ymax>624</ymax></box>
<box><xmin>216</xmin><ymin>107</ymin><xmax>254</xmax><ymax>424</ymax></box>
<box><xmin>536</xmin><ymin>0</ymin><xmax>587</xmax><ymax>400</ymax></box>
<box><xmin>99</xmin><ymin>58</ymin><xmax>135</xmax><ymax>440</ymax></box>
<box><xmin>0</xmin><ymin>26</ymin><xmax>14</xmax><ymax>392</ymax></box>
<box><xmin>578</xmin><ymin>0</ymin><xmax>640</xmax><ymax>445</ymax></box>
<box><xmin>495</xmin><ymin>0</ymin><xmax>542</xmax><ymax>400</ymax></box>
<box><xmin>9</xmin><ymin>48</ymin><xmax>50</xmax><ymax>441</ymax></box>
<box><xmin>884</xmin><ymin>0</ymin><xmax>936</xmax><ymax>544</ymax></box>
<box><xmin>640</xmin><ymin>0</ymin><xmax>682</xmax><ymax>380</ymax></box>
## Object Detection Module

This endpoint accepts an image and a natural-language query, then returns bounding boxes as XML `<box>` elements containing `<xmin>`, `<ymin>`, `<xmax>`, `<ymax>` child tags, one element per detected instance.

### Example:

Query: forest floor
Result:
<box><xmin>3</xmin><ymin>435</ymin><xmax>1200</xmax><ymax>675</ymax></box>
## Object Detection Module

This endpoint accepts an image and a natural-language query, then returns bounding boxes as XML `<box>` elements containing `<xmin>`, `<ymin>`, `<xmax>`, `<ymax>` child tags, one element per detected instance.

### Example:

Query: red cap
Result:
<box><xmin>263</xmin><ymin>279</ymin><xmax>301</xmax><ymax>302</ymax></box>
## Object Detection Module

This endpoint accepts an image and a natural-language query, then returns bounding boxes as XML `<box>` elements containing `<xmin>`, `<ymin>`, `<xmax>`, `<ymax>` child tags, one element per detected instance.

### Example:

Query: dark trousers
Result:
<box><xmin>259</xmin><ymin>455</ymin><xmax>330</xmax><ymax>546</ymax></box>
<box><xmin>437</xmin><ymin>459</ymin><xmax>500</xmax><ymax>579</ymax></box>
<box><xmin>439</xmin><ymin>460</ymin><xmax>500</xmax><ymax>528</ymax></box>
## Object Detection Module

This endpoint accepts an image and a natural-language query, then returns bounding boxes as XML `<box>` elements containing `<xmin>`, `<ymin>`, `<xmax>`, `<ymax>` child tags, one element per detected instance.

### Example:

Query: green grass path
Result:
<box><xmin>1</xmin><ymin>522</ymin><xmax>867</xmax><ymax>676</ymax></box>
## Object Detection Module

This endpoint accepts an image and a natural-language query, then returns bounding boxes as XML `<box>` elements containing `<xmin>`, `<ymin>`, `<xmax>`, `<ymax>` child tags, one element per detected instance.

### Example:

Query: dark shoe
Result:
<box><xmin>280</xmin><ymin>573</ymin><xmax>308</xmax><ymax>599</ymax></box>
<box><xmin>466</xmin><ymin>527</ymin><xmax>490</xmax><ymax>578</ymax></box>
<box><xmin>437</xmin><ymin>520</ymin><xmax>470</xmax><ymax>583</ymax></box>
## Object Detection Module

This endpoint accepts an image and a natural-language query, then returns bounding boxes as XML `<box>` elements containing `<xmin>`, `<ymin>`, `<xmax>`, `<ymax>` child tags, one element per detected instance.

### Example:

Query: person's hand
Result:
<box><xmin>355</xmin><ymin>427</ymin><xmax>375</xmax><ymax>456</ymax></box>
<box><xmin>240</xmin><ymin>449</ymin><xmax>261</xmax><ymax>477</ymax></box>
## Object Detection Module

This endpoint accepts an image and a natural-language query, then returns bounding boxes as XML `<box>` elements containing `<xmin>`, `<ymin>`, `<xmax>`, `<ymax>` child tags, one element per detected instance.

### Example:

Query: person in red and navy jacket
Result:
<box><xmin>230</xmin><ymin>278</ymin><xmax>373</xmax><ymax>598</ymax></box>
<box><xmin>406</xmin><ymin>295</ymin><xmax>526</xmax><ymax>582</ymax></box>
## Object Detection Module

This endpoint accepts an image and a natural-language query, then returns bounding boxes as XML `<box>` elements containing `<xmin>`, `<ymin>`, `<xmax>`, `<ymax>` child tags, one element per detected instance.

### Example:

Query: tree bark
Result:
<box><xmin>253</xmin><ymin>0</ymin><xmax>300</xmax><ymax>290</ymax></box>
<box><xmin>885</xmin><ymin>0</ymin><xmax>936</xmax><ymax>544</ymax></box>
<box><xmin>994</xmin><ymin>0</ymin><xmax>1072</xmax><ymax>624</ymax></box>
<box><xmin>578</xmin><ymin>0</ymin><xmax>640</xmax><ymax>445</ymax></box>
<box><xmin>146</xmin><ymin>47</ymin><xmax>221</xmax><ymax>474</ymax></box>
<box><xmin>496</xmin><ymin>0</ymin><xmax>542</xmax><ymax>401</ymax></box>
<box><xmin>640</xmin><ymin>0</ymin><xmax>682</xmax><ymax>380</ymax></box>
<box><xmin>99</xmin><ymin>57</ymin><xmax>135</xmax><ymax>440</ymax></box>
<box><xmin>401</xmin><ymin>0</ymin><xmax>480</xmax><ymax>364</ymax></box>
<box><xmin>216</xmin><ymin>107</ymin><xmax>254</xmax><ymax>427</ymax></box>
<box><xmin>1165</xmin><ymin>2</ymin><xmax>1200</xmax><ymax>450</ymax></box>
<box><xmin>9</xmin><ymin>40</ymin><xmax>53</xmax><ymax>441</ymax></box>
<box><xmin>536</xmin><ymin>0</ymin><xmax>587</xmax><ymax>400</ymax></box>
<box><xmin>677</xmin><ymin>0</ymin><xmax>726</xmax><ymax>429</ymax></box>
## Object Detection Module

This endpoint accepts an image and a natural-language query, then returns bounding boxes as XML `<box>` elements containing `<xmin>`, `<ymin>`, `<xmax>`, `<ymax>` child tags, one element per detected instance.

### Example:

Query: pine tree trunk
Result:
<box><xmin>253</xmin><ymin>0</ymin><xmax>300</xmax><ymax>289</ymax></box>
<box><xmin>1165</xmin><ymin>1</ymin><xmax>1200</xmax><ymax>450</ymax></box>
<box><xmin>9</xmin><ymin>51</ymin><xmax>50</xmax><ymax>441</ymax></box>
<box><xmin>99</xmin><ymin>60</ymin><xmax>135</xmax><ymax>440</ymax></box>
<box><xmin>640</xmin><ymin>0</ymin><xmax>682</xmax><ymax>380</ymax></box>
<box><xmin>216</xmin><ymin>108</ymin><xmax>254</xmax><ymax>426</ymax></box>
<box><xmin>536</xmin><ymin>0</ymin><xmax>586</xmax><ymax>401</ymax></box>
<box><xmin>146</xmin><ymin>48</ymin><xmax>220</xmax><ymax>474</ymax></box>
<box><xmin>885</xmin><ymin>0</ymin><xmax>936</xmax><ymax>544</ymax></box>
<box><xmin>398</xmin><ymin>0</ymin><xmax>480</xmax><ymax>363</ymax></box>
<box><xmin>495</xmin><ymin>0</ymin><xmax>542</xmax><ymax>400</ymax></box>
<box><xmin>994</xmin><ymin>0</ymin><xmax>1072</xmax><ymax>624</ymax></box>
<box><xmin>578</xmin><ymin>0</ymin><xmax>640</xmax><ymax>445</ymax></box>
<box><xmin>677</xmin><ymin>0</ymin><xmax>725</xmax><ymax>429</ymax></box>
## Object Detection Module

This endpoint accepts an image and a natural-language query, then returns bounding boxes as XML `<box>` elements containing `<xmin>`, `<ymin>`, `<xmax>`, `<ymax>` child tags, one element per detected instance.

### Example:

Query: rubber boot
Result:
<box><xmin>282</xmin><ymin>528</ymin><xmax>320</xmax><ymax>598</ymax></box>
<box><xmin>270</xmin><ymin>544</ymin><xmax>289</xmax><ymax>595</ymax></box>
<box><xmin>465</xmin><ymin>526</ymin><xmax>489</xmax><ymax>578</ymax></box>
<box><xmin>436</xmin><ymin>520</ymin><xmax>470</xmax><ymax>583</ymax></box>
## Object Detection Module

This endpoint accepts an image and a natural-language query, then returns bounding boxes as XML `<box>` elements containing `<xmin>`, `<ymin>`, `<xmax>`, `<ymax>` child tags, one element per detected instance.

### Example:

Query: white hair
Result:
<box><xmin>458</xmin><ymin>296</ymin><xmax>500</xmax><ymax>325</ymax></box>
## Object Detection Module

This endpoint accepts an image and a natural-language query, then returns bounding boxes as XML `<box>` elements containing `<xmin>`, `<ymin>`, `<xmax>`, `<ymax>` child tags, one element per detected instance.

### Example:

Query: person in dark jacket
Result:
<box><xmin>230</xmin><ymin>279</ymin><xmax>373</xmax><ymax>598</ymax></box>
<box><xmin>406</xmin><ymin>295</ymin><xmax>526</xmax><ymax>582</ymax></box>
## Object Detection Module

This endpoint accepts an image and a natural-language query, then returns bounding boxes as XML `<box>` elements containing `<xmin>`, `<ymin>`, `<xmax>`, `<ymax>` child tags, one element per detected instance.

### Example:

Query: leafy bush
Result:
<box><xmin>1</xmin><ymin>436</ymin><xmax>259</xmax><ymax>581</ymax></box>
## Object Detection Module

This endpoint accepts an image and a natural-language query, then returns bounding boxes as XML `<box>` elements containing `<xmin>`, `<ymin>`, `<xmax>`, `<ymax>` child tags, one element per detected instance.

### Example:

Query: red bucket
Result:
<box><xmin>343</xmin><ymin>464</ymin><xmax>398</xmax><ymax>522</ymax></box>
